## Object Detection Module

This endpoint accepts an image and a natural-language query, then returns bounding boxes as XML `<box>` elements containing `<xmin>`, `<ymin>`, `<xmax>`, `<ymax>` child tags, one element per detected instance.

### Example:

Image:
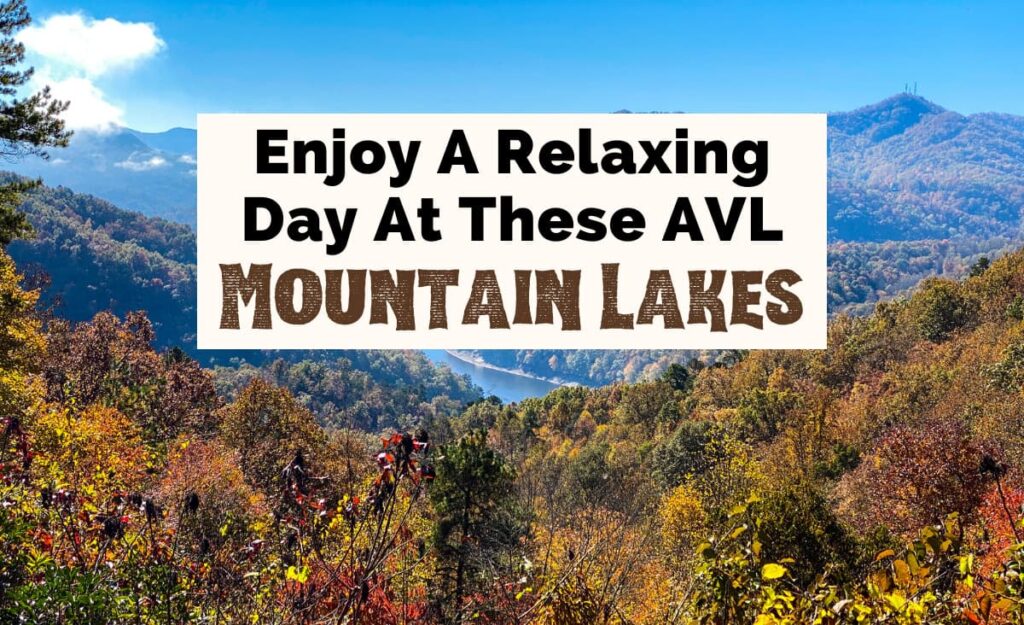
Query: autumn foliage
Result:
<box><xmin>7</xmin><ymin>242</ymin><xmax>1024</xmax><ymax>623</ymax></box>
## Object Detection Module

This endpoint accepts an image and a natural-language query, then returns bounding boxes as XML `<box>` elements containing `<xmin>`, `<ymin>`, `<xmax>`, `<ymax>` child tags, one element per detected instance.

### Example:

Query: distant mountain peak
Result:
<box><xmin>877</xmin><ymin>92</ymin><xmax>943</xmax><ymax>108</ymax></box>
<box><xmin>127</xmin><ymin>127</ymin><xmax>197</xmax><ymax>156</ymax></box>
<box><xmin>830</xmin><ymin>93</ymin><xmax>948</xmax><ymax>142</ymax></box>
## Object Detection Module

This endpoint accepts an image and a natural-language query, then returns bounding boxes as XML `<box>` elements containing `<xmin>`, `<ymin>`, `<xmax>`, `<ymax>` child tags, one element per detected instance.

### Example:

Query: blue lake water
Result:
<box><xmin>423</xmin><ymin>350</ymin><xmax>559</xmax><ymax>403</ymax></box>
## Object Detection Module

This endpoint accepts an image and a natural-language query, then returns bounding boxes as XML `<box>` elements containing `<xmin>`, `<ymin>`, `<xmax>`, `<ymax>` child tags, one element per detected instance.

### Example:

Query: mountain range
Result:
<box><xmin>9</xmin><ymin>127</ymin><xmax>198</xmax><ymax>225</ymax></box>
<box><xmin>3</xmin><ymin>93</ymin><xmax>1022</xmax><ymax>385</ymax></box>
<box><xmin>9</xmin><ymin>94</ymin><xmax>1024</xmax><ymax>239</ymax></box>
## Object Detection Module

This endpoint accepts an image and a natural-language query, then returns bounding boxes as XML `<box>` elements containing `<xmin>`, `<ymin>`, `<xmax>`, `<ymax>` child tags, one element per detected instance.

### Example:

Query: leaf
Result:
<box><xmin>893</xmin><ymin>559</ymin><xmax>911</xmax><ymax>587</ymax></box>
<box><xmin>907</xmin><ymin>552</ymin><xmax>920</xmax><ymax>575</ymax></box>
<box><xmin>959</xmin><ymin>554</ymin><xmax>974</xmax><ymax>575</ymax></box>
<box><xmin>696</xmin><ymin>542</ymin><xmax>714</xmax><ymax>559</ymax></box>
<box><xmin>729</xmin><ymin>524</ymin><xmax>748</xmax><ymax>539</ymax></box>
<box><xmin>869</xmin><ymin>569</ymin><xmax>891</xmax><ymax>592</ymax></box>
<box><xmin>874</xmin><ymin>549</ymin><xmax>896</xmax><ymax>562</ymax></box>
<box><xmin>36</xmin><ymin>530</ymin><xmax>53</xmax><ymax>551</ymax></box>
<box><xmin>885</xmin><ymin>593</ymin><xmax>906</xmax><ymax>611</ymax></box>
<box><xmin>979</xmin><ymin>593</ymin><xmax>992</xmax><ymax>620</ymax></box>
<box><xmin>761</xmin><ymin>563</ymin><xmax>786</xmax><ymax>580</ymax></box>
<box><xmin>286</xmin><ymin>565</ymin><xmax>310</xmax><ymax>584</ymax></box>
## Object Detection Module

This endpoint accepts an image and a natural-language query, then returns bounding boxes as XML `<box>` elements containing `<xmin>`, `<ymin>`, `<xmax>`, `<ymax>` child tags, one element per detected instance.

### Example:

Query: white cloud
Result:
<box><xmin>178</xmin><ymin>154</ymin><xmax>196</xmax><ymax>164</ymax></box>
<box><xmin>36</xmin><ymin>72</ymin><xmax>124</xmax><ymax>131</ymax></box>
<box><xmin>17</xmin><ymin>14</ymin><xmax>165</xmax><ymax>131</ymax></box>
<box><xmin>116</xmin><ymin>154</ymin><xmax>168</xmax><ymax>172</ymax></box>
<box><xmin>18</xmin><ymin>14</ymin><xmax>164</xmax><ymax>77</ymax></box>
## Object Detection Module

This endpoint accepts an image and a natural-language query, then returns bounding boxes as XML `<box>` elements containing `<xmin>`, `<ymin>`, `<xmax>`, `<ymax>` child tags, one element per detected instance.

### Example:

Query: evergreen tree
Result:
<box><xmin>0</xmin><ymin>0</ymin><xmax>71</xmax><ymax>244</ymax></box>
<box><xmin>970</xmin><ymin>255</ymin><xmax>991</xmax><ymax>277</ymax></box>
<box><xmin>661</xmin><ymin>362</ymin><xmax>692</xmax><ymax>392</ymax></box>
<box><xmin>429</xmin><ymin>430</ymin><xmax>523</xmax><ymax>622</ymax></box>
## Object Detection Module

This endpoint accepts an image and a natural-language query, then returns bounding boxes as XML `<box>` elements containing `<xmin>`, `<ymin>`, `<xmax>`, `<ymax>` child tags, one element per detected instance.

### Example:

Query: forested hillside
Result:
<box><xmin>4</xmin><ymin>94</ymin><xmax>1023</xmax><ymax>387</ymax></box>
<box><xmin>468</xmin><ymin>94</ymin><xmax>1024</xmax><ymax>383</ymax></box>
<box><xmin>825</xmin><ymin>93</ymin><xmax>1024</xmax><ymax>312</ymax></box>
<box><xmin>828</xmin><ymin>95</ymin><xmax>1024</xmax><ymax>241</ymax></box>
<box><xmin>213</xmin><ymin>354</ymin><xmax>481</xmax><ymax>432</ymax></box>
<box><xmin>3</xmin><ymin>0</ymin><xmax>1021</xmax><ymax>618</ymax></box>
<box><xmin>6</xmin><ymin>181</ymin><xmax>197</xmax><ymax>346</ymax></box>
<box><xmin>4</xmin><ymin>181</ymin><xmax>482</xmax><ymax>429</ymax></box>
<box><xmin>1</xmin><ymin>90</ymin><xmax>1023</xmax><ymax>618</ymax></box>
<box><xmin>6</xmin><ymin>223</ymin><xmax>1024</xmax><ymax>622</ymax></box>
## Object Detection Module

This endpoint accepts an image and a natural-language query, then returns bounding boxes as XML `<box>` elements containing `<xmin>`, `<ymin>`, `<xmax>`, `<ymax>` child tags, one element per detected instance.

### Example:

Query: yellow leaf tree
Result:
<box><xmin>0</xmin><ymin>249</ymin><xmax>44</xmax><ymax>417</ymax></box>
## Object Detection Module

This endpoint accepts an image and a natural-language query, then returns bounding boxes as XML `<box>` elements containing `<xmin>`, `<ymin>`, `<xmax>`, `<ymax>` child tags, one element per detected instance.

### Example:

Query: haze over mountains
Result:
<box><xmin>4</xmin><ymin>93</ymin><xmax>1023</xmax><ymax>385</ymax></box>
<box><xmin>9</xmin><ymin>127</ymin><xmax>198</xmax><ymax>225</ymax></box>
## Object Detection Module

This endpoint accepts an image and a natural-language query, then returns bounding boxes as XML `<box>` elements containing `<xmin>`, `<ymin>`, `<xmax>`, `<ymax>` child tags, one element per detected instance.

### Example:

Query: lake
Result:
<box><xmin>423</xmin><ymin>350</ymin><xmax>559</xmax><ymax>403</ymax></box>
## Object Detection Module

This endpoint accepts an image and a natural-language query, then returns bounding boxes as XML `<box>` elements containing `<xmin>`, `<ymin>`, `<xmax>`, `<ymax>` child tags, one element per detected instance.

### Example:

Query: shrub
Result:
<box><xmin>909</xmin><ymin>278</ymin><xmax>977</xmax><ymax>343</ymax></box>
<box><xmin>152</xmin><ymin>437</ymin><xmax>268</xmax><ymax>552</ymax></box>
<box><xmin>837</xmin><ymin>420</ymin><xmax>985</xmax><ymax>535</ymax></box>
<box><xmin>30</xmin><ymin>403</ymin><xmax>147</xmax><ymax>493</ymax></box>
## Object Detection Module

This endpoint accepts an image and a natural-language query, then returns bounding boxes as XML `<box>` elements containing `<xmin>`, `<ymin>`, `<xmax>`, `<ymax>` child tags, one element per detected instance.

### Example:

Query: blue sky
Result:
<box><xmin>18</xmin><ymin>0</ymin><xmax>1024</xmax><ymax>131</ymax></box>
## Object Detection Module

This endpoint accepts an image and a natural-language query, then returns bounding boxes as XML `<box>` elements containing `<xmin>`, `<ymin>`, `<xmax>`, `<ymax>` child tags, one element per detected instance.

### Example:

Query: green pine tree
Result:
<box><xmin>429</xmin><ymin>430</ymin><xmax>524</xmax><ymax>622</ymax></box>
<box><xmin>0</xmin><ymin>0</ymin><xmax>71</xmax><ymax>245</ymax></box>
